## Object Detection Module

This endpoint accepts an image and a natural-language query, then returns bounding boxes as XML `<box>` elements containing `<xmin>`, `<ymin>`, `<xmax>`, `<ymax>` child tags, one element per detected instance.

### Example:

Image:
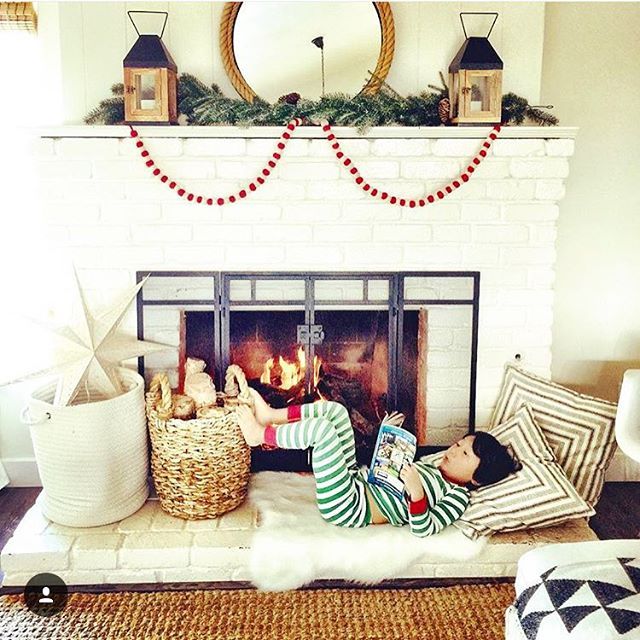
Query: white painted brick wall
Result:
<box><xmin>34</xmin><ymin>131</ymin><xmax>576</xmax><ymax>446</ymax></box>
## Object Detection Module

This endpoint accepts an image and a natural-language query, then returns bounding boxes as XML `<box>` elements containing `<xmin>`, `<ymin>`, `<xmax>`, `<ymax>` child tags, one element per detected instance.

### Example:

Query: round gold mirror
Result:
<box><xmin>220</xmin><ymin>2</ymin><xmax>395</xmax><ymax>103</ymax></box>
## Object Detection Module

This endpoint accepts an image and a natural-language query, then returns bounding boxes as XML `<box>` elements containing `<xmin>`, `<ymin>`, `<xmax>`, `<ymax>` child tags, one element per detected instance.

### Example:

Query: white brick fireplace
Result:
<box><xmin>34</xmin><ymin>124</ymin><xmax>575</xmax><ymax>438</ymax></box>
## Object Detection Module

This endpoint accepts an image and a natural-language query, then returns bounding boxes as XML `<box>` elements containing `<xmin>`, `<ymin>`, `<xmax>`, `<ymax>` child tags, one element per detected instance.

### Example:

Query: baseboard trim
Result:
<box><xmin>2</xmin><ymin>458</ymin><xmax>41</xmax><ymax>487</ymax></box>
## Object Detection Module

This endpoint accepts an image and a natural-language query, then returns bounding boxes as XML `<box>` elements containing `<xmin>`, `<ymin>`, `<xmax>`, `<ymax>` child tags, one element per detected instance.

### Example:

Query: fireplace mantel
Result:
<box><xmin>37</xmin><ymin>125</ymin><xmax>578</xmax><ymax>140</ymax></box>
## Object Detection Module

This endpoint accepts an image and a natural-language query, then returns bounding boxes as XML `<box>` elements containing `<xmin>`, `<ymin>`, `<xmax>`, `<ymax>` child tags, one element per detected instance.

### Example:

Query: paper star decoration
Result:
<box><xmin>3</xmin><ymin>270</ymin><xmax>169</xmax><ymax>406</ymax></box>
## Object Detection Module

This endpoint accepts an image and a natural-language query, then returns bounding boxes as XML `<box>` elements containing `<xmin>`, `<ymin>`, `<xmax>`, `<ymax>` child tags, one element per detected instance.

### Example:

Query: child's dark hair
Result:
<box><xmin>468</xmin><ymin>431</ymin><xmax>522</xmax><ymax>489</ymax></box>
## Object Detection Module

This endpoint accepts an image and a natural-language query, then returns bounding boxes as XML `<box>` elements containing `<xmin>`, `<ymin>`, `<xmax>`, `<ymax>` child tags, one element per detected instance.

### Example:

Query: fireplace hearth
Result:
<box><xmin>138</xmin><ymin>271</ymin><xmax>480</xmax><ymax>470</ymax></box>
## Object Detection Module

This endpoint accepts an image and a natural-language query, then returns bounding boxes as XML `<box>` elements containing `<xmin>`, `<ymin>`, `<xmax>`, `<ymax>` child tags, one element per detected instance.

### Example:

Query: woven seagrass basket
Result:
<box><xmin>145</xmin><ymin>364</ymin><xmax>252</xmax><ymax>520</ymax></box>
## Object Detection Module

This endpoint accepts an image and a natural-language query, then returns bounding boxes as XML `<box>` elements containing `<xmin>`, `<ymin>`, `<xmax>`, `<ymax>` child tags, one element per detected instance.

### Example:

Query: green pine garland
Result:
<box><xmin>84</xmin><ymin>72</ymin><xmax>557</xmax><ymax>129</ymax></box>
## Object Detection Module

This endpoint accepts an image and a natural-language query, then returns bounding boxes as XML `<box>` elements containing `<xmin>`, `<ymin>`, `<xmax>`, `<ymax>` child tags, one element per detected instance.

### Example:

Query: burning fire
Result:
<box><xmin>260</xmin><ymin>346</ymin><xmax>321</xmax><ymax>389</ymax></box>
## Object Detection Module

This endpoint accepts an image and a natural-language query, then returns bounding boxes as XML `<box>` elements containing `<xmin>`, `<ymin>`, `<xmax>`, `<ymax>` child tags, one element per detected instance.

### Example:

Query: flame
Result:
<box><xmin>260</xmin><ymin>346</ymin><xmax>322</xmax><ymax>390</ymax></box>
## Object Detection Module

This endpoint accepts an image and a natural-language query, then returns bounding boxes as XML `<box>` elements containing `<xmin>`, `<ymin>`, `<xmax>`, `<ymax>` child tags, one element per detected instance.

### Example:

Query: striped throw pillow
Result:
<box><xmin>490</xmin><ymin>364</ymin><xmax>618</xmax><ymax>507</ymax></box>
<box><xmin>420</xmin><ymin>405</ymin><xmax>594</xmax><ymax>539</ymax></box>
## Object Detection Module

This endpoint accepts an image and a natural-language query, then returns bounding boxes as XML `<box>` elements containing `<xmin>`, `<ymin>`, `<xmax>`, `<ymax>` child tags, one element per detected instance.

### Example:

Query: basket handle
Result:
<box><xmin>146</xmin><ymin>372</ymin><xmax>173</xmax><ymax>420</ymax></box>
<box><xmin>224</xmin><ymin>365</ymin><xmax>253</xmax><ymax>406</ymax></box>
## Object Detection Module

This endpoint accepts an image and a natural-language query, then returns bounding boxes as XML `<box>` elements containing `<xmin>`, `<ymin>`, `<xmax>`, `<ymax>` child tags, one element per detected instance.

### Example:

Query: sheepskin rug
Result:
<box><xmin>248</xmin><ymin>471</ymin><xmax>486</xmax><ymax>591</ymax></box>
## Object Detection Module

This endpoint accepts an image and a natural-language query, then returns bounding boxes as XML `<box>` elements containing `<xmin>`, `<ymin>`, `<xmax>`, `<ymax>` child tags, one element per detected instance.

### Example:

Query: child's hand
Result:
<box><xmin>400</xmin><ymin>464</ymin><xmax>425</xmax><ymax>501</ymax></box>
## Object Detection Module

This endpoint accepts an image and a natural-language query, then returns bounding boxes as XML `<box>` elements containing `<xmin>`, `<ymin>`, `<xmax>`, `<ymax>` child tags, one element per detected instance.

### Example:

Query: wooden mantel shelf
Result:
<box><xmin>37</xmin><ymin>125</ymin><xmax>578</xmax><ymax>140</ymax></box>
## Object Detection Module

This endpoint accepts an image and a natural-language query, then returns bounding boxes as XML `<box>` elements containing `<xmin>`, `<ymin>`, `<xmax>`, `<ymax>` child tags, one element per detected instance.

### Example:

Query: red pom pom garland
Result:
<box><xmin>128</xmin><ymin>121</ymin><xmax>502</xmax><ymax>206</ymax></box>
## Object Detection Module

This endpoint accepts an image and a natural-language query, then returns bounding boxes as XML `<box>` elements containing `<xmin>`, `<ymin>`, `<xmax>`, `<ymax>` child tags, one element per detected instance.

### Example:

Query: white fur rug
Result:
<box><xmin>247</xmin><ymin>471</ymin><xmax>486</xmax><ymax>591</ymax></box>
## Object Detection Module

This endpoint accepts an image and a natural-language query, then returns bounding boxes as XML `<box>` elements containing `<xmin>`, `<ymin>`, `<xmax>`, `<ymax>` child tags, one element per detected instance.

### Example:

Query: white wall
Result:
<box><xmin>37</xmin><ymin>1</ymin><xmax>545</xmax><ymax>124</ymax></box>
<box><xmin>541</xmin><ymin>3</ymin><xmax>640</xmax><ymax>401</ymax></box>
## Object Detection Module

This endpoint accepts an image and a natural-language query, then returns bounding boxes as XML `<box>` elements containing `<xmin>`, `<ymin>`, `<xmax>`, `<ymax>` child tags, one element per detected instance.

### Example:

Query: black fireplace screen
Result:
<box><xmin>137</xmin><ymin>271</ymin><xmax>480</xmax><ymax>469</ymax></box>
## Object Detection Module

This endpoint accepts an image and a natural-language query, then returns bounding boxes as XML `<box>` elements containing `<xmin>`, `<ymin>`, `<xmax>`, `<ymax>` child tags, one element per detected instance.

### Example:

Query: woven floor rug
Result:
<box><xmin>0</xmin><ymin>584</ymin><xmax>515</xmax><ymax>640</ymax></box>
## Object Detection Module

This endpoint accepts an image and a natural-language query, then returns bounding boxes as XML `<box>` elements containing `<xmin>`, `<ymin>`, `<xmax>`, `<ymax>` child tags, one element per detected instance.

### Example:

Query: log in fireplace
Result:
<box><xmin>137</xmin><ymin>271</ymin><xmax>480</xmax><ymax>471</ymax></box>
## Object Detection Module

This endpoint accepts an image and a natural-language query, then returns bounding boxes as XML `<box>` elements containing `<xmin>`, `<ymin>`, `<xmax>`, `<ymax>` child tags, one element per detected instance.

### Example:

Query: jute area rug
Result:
<box><xmin>0</xmin><ymin>584</ymin><xmax>515</xmax><ymax>640</ymax></box>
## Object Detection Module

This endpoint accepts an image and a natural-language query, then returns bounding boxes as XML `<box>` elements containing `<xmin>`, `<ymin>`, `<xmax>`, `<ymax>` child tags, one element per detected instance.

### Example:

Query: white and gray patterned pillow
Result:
<box><xmin>490</xmin><ymin>364</ymin><xmax>618</xmax><ymax>507</ymax></box>
<box><xmin>421</xmin><ymin>405</ymin><xmax>594</xmax><ymax>539</ymax></box>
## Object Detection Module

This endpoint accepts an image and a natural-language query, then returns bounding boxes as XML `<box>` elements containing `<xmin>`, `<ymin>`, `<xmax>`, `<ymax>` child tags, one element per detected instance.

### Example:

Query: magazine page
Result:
<box><xmin>367</xmin><ymin>423</ymin><xmax>417</xmax><ymax>500</ymax></box>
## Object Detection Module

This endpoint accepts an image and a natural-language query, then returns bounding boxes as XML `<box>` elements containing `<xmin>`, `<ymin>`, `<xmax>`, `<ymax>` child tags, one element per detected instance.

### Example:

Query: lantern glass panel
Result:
<box><xmin>469</xmin><ymin>76</ymin><xmax>490</xmax><ymax>112</ymax></box>
<box><xmin>135</xmin><ymin>72</ymin><xmax>157</xmax><ymax>110</ymax></box>
<box><xmin>451</xmin><ymin>73</ymin><xmax>459</xmax><ymax>118</ymax></box>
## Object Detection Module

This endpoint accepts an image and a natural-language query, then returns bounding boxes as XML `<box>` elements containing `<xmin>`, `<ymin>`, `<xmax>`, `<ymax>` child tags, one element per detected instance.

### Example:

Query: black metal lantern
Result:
<box><xmin>123</xmin><ymin>11</ymin><xmax>177</xmax><ymax>125</ymax></box>
<box><xmin>448</xmin><ymin>13</ymin><xmax>503</xmax><ymax>126</ymax></box>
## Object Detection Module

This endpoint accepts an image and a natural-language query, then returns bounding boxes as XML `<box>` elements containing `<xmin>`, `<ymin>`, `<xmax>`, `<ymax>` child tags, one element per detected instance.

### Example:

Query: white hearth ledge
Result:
<box><xmin>36</xmin><ymin>125</ymin><xmax>578</xmax><ymax>140</ymax></box>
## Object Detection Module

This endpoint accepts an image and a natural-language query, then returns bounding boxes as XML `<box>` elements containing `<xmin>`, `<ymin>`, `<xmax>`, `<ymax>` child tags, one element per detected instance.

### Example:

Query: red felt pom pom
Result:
<box><xmin>322</xmin><ymin>124</ymin><xmax>330</xmax><ymax>132</ymax></box>
<box><xmin>473</xmin><ymin>157</ymin><xmax>480</xmax><ymax>165</ymax></box>
<box><xmin>177</xmin><ymin>188</ymin><xmax>185</xmax><ymax>197</ymax></box>
<box><xmin>355</xmin><ymin>177</ymin><xmax>364</xmax><ymax>185</ymax></box>
<box><xmin>257</xmin><ymin>176</ymin><xmax>265</xmax><ymax>184</ymax></box>
<box><xmin>350</xmin><ymin>167</ymin><xmax>358</xmax><ymax>175</ymax></box>
<box><xmin>217</xmin><ymin>198</ymin><xmax>224</xmax><ymax>206</ymax></box>
<box><xmin>287</xmin><ymin>123</ymin><xmax>295</xmax><ymax>131</ymax></box>
<box><xmin>453</xmin><ymin>180</ymin><xmax>460</xmax><ymax>188</ymax></box>
<box><xmin>282</xmin><ymin>132</ymin><xmax>291</xmax><ymax>140</ymax></box>
<box><xmin>268</xmin><ymin>160</ymin><xmax>276</xmax><ymax>168</ymax></box>
<box><xmin>336</xmin><ymin>151</ymin><xmax>344</xmax><ymax>159</ymax></box>
<box><xmin>399</xmin><ymin>198</ymin><xmax>405</xmax><ymax>206</ymax></box>
<box><xmin>197</xmin><ymin>196</ymin><xmax>203</xmax><ymax>203</ymax></box>
<box><xmin>489</xmin><ymin>132</ymin><xmax>497</xmax><ymax>140</ymax></box>
<box><xmin>327</xmin><ymin>134</ymin><xmax>335</xmax><ymax>141</ymax></box>
<box><xmin>161</xmin><ymin>175</ymin><xmax>168</xmax><ymax>183</ymax></box>
<box><xmin>409</xmin><ymin>200</ymin><xmax>416</xmax><ymax>208</ymax></box>
<box><xmin>187</xmin><ymin>194</ymin><xmax>194</xmax><ymax>201</ymax></box>
<box><xmin>141</xmin><ymin>150</ymin><xmax>149</xmax><ymax>157</ymax></box>
<box><xmin>418</xmin><ymin>199</ymin><xmax>425</xmax><ymax>207</ymax></box>
<box><xmin>152</xmin><ymin>168</ymin><xmax>160</xmax><ymax>176</ymax></box>
<box><xmin>479</xmin><ymin>149</ymin><xmax>487</xmax><ymax>157</ymax></box>
<box><xmin>332</xmin><ymin>142</ymin><xmax>339</xmax><ymax>150</ymax></box>
<box><xmin>390</xmin><ymin>196</ymin><xmax>397</xmax><ymax>205</ymax></box>
<box><xmin>277</xmin><ymin>142</ymin><xmax>285</xmax><ymax>150</ymax></box>
<box><xmin>130</xmin><ymin>129</ymin><xmax>138</xmax><ymax>137</ymax></box>
<box><xmin>483</xmin><ymin>142</ymin><xmax>491</xmax><ymax>149</ymax></box>
<box><xmin>249</xmin><ymin>183</ymin><xmax>256</xmax><ymax>191</ymax></box>
<box><xmin>239</xmin><ymin>190</ymin><xmax>247</xmax><ymax>198</ymax></box>
<box><xmin>343</xmin><ymin>158</ymin><xmax>351</xmax><ymax>166</ymax></box>
<box><xmin>427</xmin><ymin>195</ymin><xmax>435</xmax><ymax>203</ymax></box>
<box><xmin>381</xmin><ymin>192</ymin><xmax>388</xmax><ymax>200</ymax></box>
<box><xmin>207</xmin><ymin>198</ymin><xmax>213</xmax><ymax>206</ymax></box>
<box><xmin>145</xmin><ymin>160</ymin><xmax>154</xmax><ymax>167</ymax></box>
<box><xmin>495</xmin><ymin>124</ymin><xmax>502</xmax><ymax>132</ymax></box>
<box><xmin>467</xmin><ymin>166</ymin><xmax>475</xmax><ymax>173</ymax></box>
<box><xmin>437</xmin><ymin>190</ymin><xmax>444</xmax><ymax>199</ymax></box>
<box><xmin>262</xmin><ymin>168</ymin><xmax>270</xmax><ymax>176</ymax></box>
<box><xmin>273</xmin><ymin>152</ymin><xmax>281</xmax><ymax>160</ymax></box>
<box><xmin>136</xmin><ymin>140</ymin><xmax>143</xmax><ymax>148</ymax></box>
<box><xmin>461</xmin><ymin>174</ymin><xmax>469</xmax><ymax>182</ymax></box>
<box><xmin>229</xmin><ymin>195</ymin><xmax>236</xmax><ymax>203</ymax></box>
<box><xmin>446</xmin><ymin>186</ymin><xmax>452</xmax><ymax>194</ymax></box>
<box><xmin>363</xmin><ymin>184</ymin><xmax>370</xmax><ymax>192</ymax></box>
<box><xmin>370</xmin><ymin>188</ymin><xmax>378</xmax><ymax>197</ymax></box>
<box><xmin>169</xmin><ymin>181</ymin><xmax>176</xmax><ymax>189</ymax></box>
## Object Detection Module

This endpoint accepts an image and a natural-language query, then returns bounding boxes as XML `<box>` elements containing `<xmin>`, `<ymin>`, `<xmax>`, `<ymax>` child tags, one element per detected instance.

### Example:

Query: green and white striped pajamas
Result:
<box><xmin>270</xmin><ymin>401</ymin><xmax>470</xmax><ymax>537</ymax></box>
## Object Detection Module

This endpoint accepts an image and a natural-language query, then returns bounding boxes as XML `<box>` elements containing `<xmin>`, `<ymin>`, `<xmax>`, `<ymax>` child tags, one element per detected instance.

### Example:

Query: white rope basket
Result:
<box><xmin>23</xmin><ymin>368</ymin><xmax>149</xmax><ymax>527</ymax></box>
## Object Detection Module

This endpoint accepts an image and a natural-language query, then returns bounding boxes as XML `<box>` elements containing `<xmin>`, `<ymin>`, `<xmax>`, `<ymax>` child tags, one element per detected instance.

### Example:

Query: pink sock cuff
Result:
<box><xmin>287</xmin><ymin>405</ymin><xmax>302</xmax><ymax>421</ymax></box>
<box><xmin>264</xmin><ymin>424</ymin><xmax>278</xmax><ymax>448</ymax></box>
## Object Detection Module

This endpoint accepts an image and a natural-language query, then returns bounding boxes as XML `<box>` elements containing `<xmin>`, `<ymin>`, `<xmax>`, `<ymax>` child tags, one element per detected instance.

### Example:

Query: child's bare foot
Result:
<box><xmin>237</xmin><ymin>405</ymin><xmax>265</xmax><ymax>446</ymax></box>
<box><xmin>249</xmin><ymin>387</ymin><xmax>273</xmax><ymax>425</ymax></box>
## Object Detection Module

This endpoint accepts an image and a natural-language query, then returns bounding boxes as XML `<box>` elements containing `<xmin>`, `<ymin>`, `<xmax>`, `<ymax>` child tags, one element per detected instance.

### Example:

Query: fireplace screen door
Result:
<box><xmin>138</xmin><ymin>271</ymin><xmax>480</xmax><ymax>469</ymax></box>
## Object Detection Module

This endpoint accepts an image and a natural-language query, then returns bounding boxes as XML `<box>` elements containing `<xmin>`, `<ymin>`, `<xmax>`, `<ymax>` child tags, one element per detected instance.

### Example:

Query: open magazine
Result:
<box><xmin>367</xmin><ymin>413</ymin><xmax>417</xmax><ymax>501</ymax></box>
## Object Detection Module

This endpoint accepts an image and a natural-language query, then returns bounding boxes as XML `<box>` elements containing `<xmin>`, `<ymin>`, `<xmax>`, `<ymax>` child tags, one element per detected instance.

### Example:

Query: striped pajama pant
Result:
<box><xmin>272</xmin><ymin>401</ymin><xmax>371</xmax><ymax>528</ymax></box>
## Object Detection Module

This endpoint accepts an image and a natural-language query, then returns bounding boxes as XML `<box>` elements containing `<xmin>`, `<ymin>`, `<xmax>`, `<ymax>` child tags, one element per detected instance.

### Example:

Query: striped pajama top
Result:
<box><xmin>359</xmin><ymin>461</ymin><xmax>470</xmax><ymax>537</ymax></box>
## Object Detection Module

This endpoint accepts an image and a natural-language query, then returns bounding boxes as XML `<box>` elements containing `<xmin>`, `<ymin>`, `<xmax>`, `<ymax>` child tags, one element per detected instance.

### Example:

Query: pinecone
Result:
<box><xmin>278</xmin><ymin>92</ymin><xmax>301</xmax><ymax>106</ymax></box>
<box><xmin>438</xmin><ymin>98</ymin><xmax>451</xmax><ymax>125</ymax></box>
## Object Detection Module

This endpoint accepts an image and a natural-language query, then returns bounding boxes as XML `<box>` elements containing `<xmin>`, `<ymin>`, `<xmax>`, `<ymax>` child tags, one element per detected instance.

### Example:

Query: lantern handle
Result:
<box><xmin>459</xmin><ymin>12</ymin><xmax>499</xmax><ymax>40</ymax></box>
<box><xmin>127</xmin><ymin>11</ymin><xmax>169</xmax><ymax>39</ymax></box>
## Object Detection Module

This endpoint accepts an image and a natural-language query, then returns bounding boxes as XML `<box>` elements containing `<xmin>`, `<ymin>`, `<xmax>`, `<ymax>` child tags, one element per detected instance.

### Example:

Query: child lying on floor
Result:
<box><xmin>238</xmin><ymin>393</ymin><xmax>521</xmax><ymax>537</ymax></box>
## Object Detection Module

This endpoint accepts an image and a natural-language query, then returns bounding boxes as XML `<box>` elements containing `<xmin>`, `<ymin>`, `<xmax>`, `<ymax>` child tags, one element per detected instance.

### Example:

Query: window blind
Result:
<box><xmin>0</xmin><ymin>2</ymin><xmax>37</xmax><ymax>32</ymax></box>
